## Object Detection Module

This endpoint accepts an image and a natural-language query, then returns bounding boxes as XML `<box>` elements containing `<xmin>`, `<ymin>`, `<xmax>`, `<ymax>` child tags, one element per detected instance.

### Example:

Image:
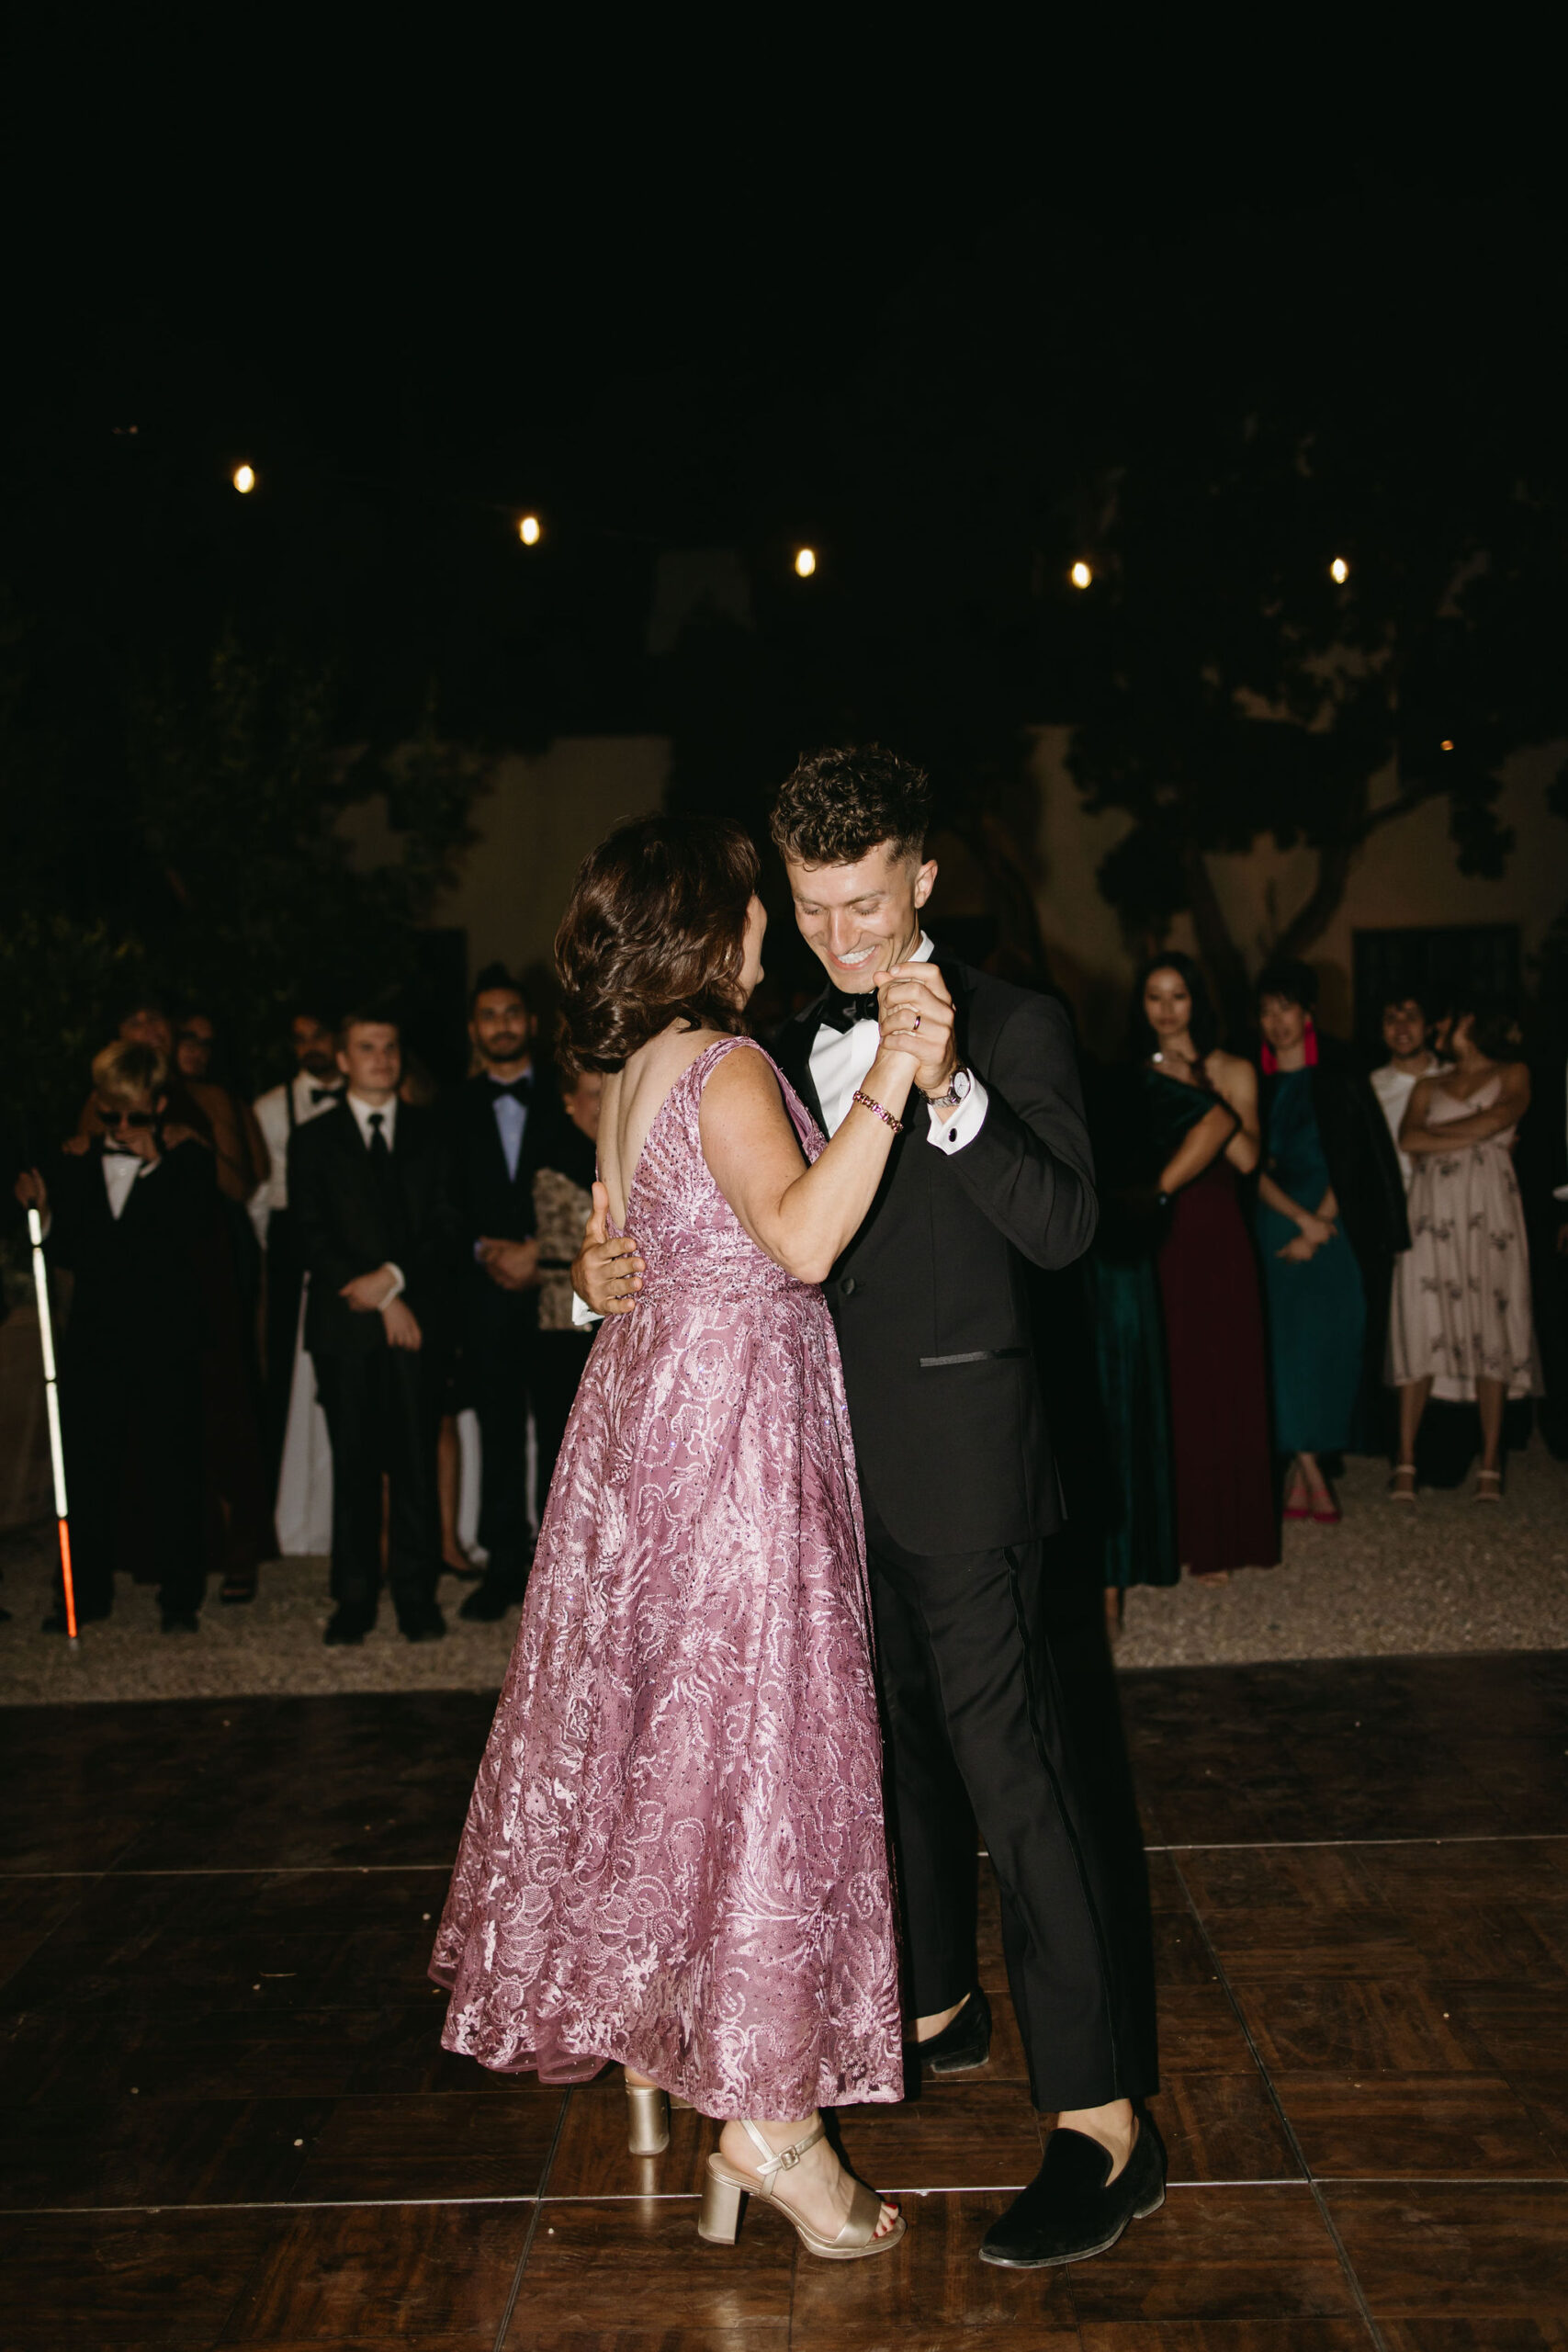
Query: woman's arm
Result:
<box><xmin>1211</xmin><ymin>1055</ymin><xmax>1261</xmax><ymax>1174</ymax></box>
<box><xmin>700</xmin><ymin>1043</ymin><xmax>918</xmax><ymax>1283</ymax></box>
<box><xmin>1402</xmin><ymin>1065</ymin><xmax>1530</xmax><ymax>1154</ymax></box>
<box><xmin>1158</xmin><ymin>1101</ymin><xmax>1237</xmax><ymax>1194</ymax></box>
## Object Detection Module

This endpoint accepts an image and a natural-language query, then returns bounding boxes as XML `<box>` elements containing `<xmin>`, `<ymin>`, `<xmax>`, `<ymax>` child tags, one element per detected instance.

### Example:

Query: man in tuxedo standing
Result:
<box><xmin>250</xmin><ymin>1009</ymin><xmax>345</xmax><ymax>1482</ymax></box>
<box><xmin>16</xmin><ymin>1041</ymin><xmax>214</xmax><ymax>1633</ymax></box>
<box><xmin>289</xmin><ymin>1010</ymin><xmax>460</xmax><ymax>1645</ymax></box>
<box><xmin>575</xmin><ymin>747</ymin><xmax>1161</xmax><ymax>2271</ymax></box>
<box><xmin>444</xmin><ymin>965</ymin><xmax>558</xmax><ymax>1623</ymax></box>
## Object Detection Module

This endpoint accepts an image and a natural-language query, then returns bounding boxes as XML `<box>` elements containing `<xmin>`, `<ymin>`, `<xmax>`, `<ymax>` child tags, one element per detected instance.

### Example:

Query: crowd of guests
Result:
<box><xmin>1082</xmin><ymin>957</ymin><xmax>1564</xmax><ymax>1635</ymax></box>
<box><xmin>9</xmin><ymin>969</ymin><xmax>599</xmax><ymax>1641</ymax></box>
<box><xmin>6</xmin><ymin>946</ymin><xmax>1564</xmax><ymax>1648</ymax></box>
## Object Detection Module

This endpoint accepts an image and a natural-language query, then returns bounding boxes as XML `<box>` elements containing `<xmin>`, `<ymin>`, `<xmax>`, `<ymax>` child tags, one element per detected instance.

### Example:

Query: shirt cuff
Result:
<box><xmin>381</xmin><ymin>1263</ymin><xmax>406</xmax><ymax>1305</ymax></box>
<box><xmin>571</xmin><ymin>1288</ymin><xmax>603</xmax><ymax>1329</ymax></box>
<box><xmin>926</xmin><ymin>1074</ymin><xmax>989</xmax><ymax>1154</ymax></box>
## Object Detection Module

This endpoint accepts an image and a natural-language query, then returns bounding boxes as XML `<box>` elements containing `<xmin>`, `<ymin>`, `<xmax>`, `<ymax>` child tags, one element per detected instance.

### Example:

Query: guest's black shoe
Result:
<box><xmin>457</xmin><ymin>1576</ymin><xmax>525</xmax><ymax>1623</ymax></box>
<box><xmin>979</xmin><ymin>2110</ymin><xmax>1166</xmax><ymax>2268</ymax></box>
<box><xmin>160</xmin><ymin>1609</ymin><xmax>200</xmax><ymax>1634</ymax></box>
<box><xmin>905</xmin><ymin>1987</ymin><xmax>992</xmax><ymax>2079</ymax></box>
<box><xmin>399</xmin><ymin>1600</ymin><xmax>447</xmax><ymax>1643</ymax></box>
<box><xmin>41</xmin><ymin>1603</ymin><xmax>110</xmax><ymax>1634</ymax></box>
<box><xmin>324</xmin><ymin>1606</ymin><xmax>374</xmax><ymax>1646</ymax></box>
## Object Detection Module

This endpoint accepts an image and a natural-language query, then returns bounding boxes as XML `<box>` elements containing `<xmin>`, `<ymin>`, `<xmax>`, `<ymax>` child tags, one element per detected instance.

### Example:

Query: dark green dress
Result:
<box><xmin>1256</xmin><ymin>1068</ymin><xmax>1366</xmax><ymax>1453</ymax></box>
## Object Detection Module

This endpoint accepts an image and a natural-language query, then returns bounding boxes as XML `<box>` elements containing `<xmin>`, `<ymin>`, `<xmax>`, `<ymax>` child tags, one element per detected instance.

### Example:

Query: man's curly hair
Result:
<box><xmin>769</xmin><ymin>744</ymin><xmax>932</xmax><ymax>868</ymax></box>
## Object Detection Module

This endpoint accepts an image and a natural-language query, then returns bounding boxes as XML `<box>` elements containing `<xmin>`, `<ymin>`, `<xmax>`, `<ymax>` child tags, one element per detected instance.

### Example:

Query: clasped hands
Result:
<box><xmin>1277</xmin><ymin>1207</ymin><xmax>1337</xmax><ymax>1264</ymax></box>
<box><xmin>872</xmin><ymin>960</ymin><xmax>959</xmax><ymax>1099</ymax></box>
<box><xmin>340</xmin><ymin>1265</ymin><xmax>423</xmax><ymax>1351</ymax></box>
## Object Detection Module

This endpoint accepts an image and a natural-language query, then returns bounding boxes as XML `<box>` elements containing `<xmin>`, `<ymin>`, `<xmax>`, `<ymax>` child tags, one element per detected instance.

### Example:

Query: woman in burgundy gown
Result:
<box><xmin>432</xmin><ymin>815</ymin><xmax>916</xmax><ymax>2262</ymax></box>
<box><xmin>1135</xmin><ymin>957</ymin><xmax>1279</xmax><ymax>1578</ymax></box>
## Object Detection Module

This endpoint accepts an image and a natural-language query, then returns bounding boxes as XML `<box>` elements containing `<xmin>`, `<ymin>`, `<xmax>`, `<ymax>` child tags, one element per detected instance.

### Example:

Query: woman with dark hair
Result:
<box><xmin>432</xmin><ymin>812</ymin><xmax>913</xmax><ymax>2263</ymax></box>
<box><xmin>1255</xmin><ymin>961</ymin><xmax>1408</xmax><ymax>1520</ymax></box>
<box><xmin>1129</xmin><ymin>953</ymin><xmax>1278</xmax><ymax>1582</ymax></box>
<box><xmin>1390</xmin><ymin>999</ymin><xmax>1540</xmax><ymax>1498</ymax></box>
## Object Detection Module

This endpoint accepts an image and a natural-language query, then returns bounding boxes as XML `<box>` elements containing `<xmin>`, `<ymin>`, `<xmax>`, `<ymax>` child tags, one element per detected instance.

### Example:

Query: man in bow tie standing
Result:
<box><xmin>444</xmin><ymin>966</ymin><xmax>561</xmax><ymax>1622</ymax></box>
<box><xmin>575</xmin><ymin>746</ymin><xmax>1162</xmax><ymax>2272</ymax></box>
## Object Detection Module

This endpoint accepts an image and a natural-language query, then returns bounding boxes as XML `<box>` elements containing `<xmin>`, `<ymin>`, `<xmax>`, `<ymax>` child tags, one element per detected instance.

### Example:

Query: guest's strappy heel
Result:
<box><xmin>1389</xmin><ymin>1464</ymin><xmax>1417</xmax><ymax>1503</ymax></box>
<box><xmin>697</xmin><ymin>2118</ymin><xmax>904</xmax><ymax>2259</ymax></box>
<box><xmin>624</xmin><ymin>2075</ymin><xmax>694</xmax><ymax>2155</ymax></box>
<box><xmin>1474</xmin><ymin>1468</ymin><xmax>1504</xmax><ymax>1504</ymax></box>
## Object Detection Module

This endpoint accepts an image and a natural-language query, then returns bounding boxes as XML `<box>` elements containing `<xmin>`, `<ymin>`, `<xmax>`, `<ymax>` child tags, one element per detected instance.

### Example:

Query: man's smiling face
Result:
<box><xmin>784</xmin><ymin>841</ymin><xmax>937</xmax><ymax>988</ymax></box>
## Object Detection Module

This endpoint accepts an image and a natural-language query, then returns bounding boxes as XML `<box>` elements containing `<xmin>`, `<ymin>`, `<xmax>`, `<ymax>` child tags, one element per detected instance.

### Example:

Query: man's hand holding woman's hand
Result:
<box><xmin>874</xmin><ymin>962</ymin><xmax>956</xmax><ymax>1095</ymax></box>
<box><xmin>572</xmin><ymin>1180</ymin><xmax>646</xmax><ymax>1317</ymax></box>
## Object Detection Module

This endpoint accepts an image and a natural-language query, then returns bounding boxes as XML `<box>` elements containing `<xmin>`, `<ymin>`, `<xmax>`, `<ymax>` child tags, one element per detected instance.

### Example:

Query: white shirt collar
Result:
<box><xmin>346</xmin><ymin>1091</ymin><xmax>398</xmax><ymax>1148</ymax></box>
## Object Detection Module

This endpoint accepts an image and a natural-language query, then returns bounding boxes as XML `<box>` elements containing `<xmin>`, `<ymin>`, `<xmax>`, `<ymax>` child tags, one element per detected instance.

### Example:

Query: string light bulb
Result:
<box><xmin>795</xmin><ymin>547</ymin><xmax>817</xmax><ymax>578</ymax></box>
<box><xmin>1070</xmin><ymin>560</ymin><xmax>1093</xmax><ymax>590</ymax></box>
<box><xmin>232</xmin><ymin>464</ymin><xmax>256</xmax><ymax>495</ymax></box>
<box><xmin>1440</xmin><ymin>738</ymin><xmax>1455</xmax><ymax>752</ymax></box>
<box><xmin>1329</xmin><ymin>556</ymin><xmax>1349</xmax><ymax>584</ymax></box>
<box><xmin>518</xmin><ymin>514</ymin><xmax>542</xmax><ymax>546</ymax></box>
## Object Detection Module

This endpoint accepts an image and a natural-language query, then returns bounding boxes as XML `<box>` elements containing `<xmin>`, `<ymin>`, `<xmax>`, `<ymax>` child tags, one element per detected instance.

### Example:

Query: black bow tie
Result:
<box><xmin>489</xmin><ymin>1076</ymin><xmax>533</xmax><ymax>1103</ymax></box>
<box><xmin>310</xmin><ymin>1085</ymin><xmax>344</xmax><ymax>1105</ymax></box>
<box><xmin>818</xmin><ymin>986</ymin><xmax>879</xmax><ymax>1035</ymax></box>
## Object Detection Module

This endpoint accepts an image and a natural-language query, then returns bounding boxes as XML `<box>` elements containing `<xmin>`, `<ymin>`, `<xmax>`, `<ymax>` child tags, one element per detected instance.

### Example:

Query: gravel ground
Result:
<box><xmin>2</xmin><ymin>1442</ymin><xmax>1565</xmax><ymax>1705</ymax></box>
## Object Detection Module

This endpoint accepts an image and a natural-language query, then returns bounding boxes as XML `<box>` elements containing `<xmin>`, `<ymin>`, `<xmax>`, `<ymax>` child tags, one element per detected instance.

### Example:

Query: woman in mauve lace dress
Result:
<box><xmin>1389</xmin><ymin>999</ymin><xmax>1540</xmax><ymax>1500</ymax></box>
<box><xmin>431</xmin><ymin>814</ymin><xmax>916</xmax><ymax>2262</ymax></box>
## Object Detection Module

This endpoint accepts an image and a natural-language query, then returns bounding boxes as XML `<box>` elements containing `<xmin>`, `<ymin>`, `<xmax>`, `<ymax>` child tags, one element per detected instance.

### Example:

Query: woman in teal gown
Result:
<box><xmin>1255</xmin><ymin>967</ymin><xmax>1367</xmax><ymax>1521</ymax></box>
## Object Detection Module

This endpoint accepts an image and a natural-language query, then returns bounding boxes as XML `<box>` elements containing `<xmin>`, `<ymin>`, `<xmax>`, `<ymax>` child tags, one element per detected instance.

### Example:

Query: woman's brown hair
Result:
<box><xmin>555</xmin><ymin>813</ymin><xmax>759</xmax><ymax>1073</ymax></box>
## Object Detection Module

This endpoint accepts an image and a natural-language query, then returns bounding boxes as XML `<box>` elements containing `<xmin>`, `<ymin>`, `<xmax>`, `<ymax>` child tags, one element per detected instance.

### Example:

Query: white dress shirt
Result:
<box><xmin>344</xmin><ymin>1091</ymin><xmax>405</xmax><ymax>1300</ymax></box>
<box><xmin>1371</xmin><ymin>1056</ymin><xmax>1445</xmax><ymax>1189</ymax></box>
<box><xmin>102</xmin><ymin>1146</ymin><xmax>152</xmax><ymax>1220</ymax></box>
<box><xmin>487</xmin><ymin>1073</ymin><xmax>530</xmax><ymax>1181</ymax></box>
<box><xmin>249</xmin><ymin>1069</ymin><xmax>345</xmax><ymax>1243</ymax></box>
<box><xmin>807</xmin><ymin>933</ymin><xmax>989</xmax><ymax>1151</ymax></box>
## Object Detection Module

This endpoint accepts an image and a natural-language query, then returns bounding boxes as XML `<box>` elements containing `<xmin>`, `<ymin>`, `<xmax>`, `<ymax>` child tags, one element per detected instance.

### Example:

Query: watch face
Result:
<box><xmin>949</xmin><ymin>1069</ymin><xmax>972</xmax><ymax>1103</ymax></box>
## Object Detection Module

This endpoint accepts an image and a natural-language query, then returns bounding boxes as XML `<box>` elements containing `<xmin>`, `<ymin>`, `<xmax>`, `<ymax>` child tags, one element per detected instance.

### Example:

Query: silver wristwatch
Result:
<box><xmin>927</xmin><ymin>1068</ymin><xmax>973</xmax><ymax>1116</ymax></box>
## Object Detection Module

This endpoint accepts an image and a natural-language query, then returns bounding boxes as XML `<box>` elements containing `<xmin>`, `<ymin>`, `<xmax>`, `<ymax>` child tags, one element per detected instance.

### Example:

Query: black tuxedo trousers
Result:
<box><xmin>863</xmin><ymin>1495</ymin><xmax>1146</xmax><ymax>2110</ymax></box>
<box><xmin>313</xmin><ymin>1344</ymin><xmax>442</xmax><ymax>1622</ymax></box>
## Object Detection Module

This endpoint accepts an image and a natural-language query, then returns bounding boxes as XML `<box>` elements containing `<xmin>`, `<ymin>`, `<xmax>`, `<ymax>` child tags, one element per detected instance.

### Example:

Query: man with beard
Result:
<box><xmin>444</xmin><ymin>967</ymin><xmax>561</xmax><ymax>1622</ymax></box>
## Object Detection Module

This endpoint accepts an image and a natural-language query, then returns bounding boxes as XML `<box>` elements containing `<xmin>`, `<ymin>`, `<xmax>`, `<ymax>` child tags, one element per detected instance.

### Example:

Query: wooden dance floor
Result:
<box><xmin>3</xmin><ymin>1653</ymin><xmax>1566</xmax><ymax>2346</ymax></box>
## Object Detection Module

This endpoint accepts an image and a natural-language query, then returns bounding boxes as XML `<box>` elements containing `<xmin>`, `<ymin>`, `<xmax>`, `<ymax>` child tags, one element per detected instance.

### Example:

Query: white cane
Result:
<box><xmin>27</xmin><ymin>1204</ymin><xmax>79</xmax><ymax>1645</ymax></box>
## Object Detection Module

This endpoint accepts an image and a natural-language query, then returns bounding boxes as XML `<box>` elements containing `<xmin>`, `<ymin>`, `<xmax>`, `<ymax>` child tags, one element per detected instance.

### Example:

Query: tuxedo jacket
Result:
<box><xmin>44</xmin><ymin>1138</ymin><xmax>218</xmax><ymax>1364</ymax></box>
<box><xmin>773</xmin><ymin>948</ymin><xmax>1098</xmax><ymax>1554</ymax></box>
<box><xmin>443</xmin><ymin>1070</ymin><xmax>568</xmax><ymax>1348</ymax></box>
<box><xmin>289</xmin><ymin>1102</ymin><xmax>462</xmax><ymax>1360</ymax></box>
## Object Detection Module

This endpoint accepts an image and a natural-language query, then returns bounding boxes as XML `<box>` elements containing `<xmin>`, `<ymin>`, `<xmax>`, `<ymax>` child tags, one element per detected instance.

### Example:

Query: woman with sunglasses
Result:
<box><xmin>14</xmin><ymin>1041</ymin><xmax>216</xmax><ymax>1632</ymax></box>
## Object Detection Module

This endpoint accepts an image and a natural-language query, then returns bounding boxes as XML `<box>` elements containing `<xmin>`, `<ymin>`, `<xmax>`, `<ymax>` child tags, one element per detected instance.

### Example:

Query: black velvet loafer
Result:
<box><xmin>904</xmin><ymin>1986</ymin><xmax>992</xmax><ymax>2079</ymax></box>
<box><xmin>979</xmin><ymin>2109</ymin><xmax>1166</xmax><ymax>2267</ymax></box>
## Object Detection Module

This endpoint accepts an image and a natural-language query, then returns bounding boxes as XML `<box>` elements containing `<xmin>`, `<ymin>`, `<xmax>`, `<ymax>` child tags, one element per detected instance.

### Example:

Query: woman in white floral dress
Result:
<box><xmin>1388</xmin><ymin>1001</ymin><xmax>1541</xmax><ymax>1499</ymax></box>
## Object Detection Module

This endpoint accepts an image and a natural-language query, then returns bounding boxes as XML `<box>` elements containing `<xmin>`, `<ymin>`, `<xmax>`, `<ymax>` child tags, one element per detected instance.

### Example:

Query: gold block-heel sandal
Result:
<box><xmin>697</xmin><ymin>2118</ymin><xmax>904</xmax><ymax>2260</ymax></box>
<box><xmin>624</xmin><ymin>2079</ymin><xmax>694</xmax><ymax>2156</ymax></box>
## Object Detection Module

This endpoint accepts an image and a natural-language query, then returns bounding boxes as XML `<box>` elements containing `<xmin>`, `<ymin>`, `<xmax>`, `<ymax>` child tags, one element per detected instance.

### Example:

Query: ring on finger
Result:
<box><xmin>911</xmin><ymin>1012</ymin><xmax>921</xmax><ymax>1032</ymax></box>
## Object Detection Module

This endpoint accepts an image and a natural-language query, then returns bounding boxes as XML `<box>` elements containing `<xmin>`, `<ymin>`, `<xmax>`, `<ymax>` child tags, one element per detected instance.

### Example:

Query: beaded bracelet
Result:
<box><xmin>852</xmin><ymin>1089</ymin><xmax>905</xmax><ymax>1135</ymax></box>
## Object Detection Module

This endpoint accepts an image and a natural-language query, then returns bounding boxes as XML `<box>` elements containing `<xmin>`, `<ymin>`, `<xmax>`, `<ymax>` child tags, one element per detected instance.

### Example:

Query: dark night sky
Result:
<box><xmin>3</xmin><ymin>25</ymin><xmax>1559</xmax><ymax>752</ymax></box>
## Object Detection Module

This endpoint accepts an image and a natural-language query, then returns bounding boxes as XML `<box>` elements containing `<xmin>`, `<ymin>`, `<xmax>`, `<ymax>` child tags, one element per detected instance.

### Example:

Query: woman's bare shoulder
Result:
<box><xmin>1206</xmin><ymin>1048</ymin><xmax>1256</xmax><ymax>1098</ymax></box>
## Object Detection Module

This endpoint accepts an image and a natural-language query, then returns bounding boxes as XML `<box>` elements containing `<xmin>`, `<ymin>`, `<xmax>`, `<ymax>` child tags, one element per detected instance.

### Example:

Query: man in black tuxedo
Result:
<box><xmin>289</xmin><ymin>1010</ymin><xmax>460</xmax><ymax>1645</ymax></box>
<box><xmin>576</xmin><ymin>746</ymin><xmax>1162</xmax><ymax>2271</ymax></box>
<box><xmin>15</xmin><ymin>1041</ymin><xmax>212</xmax><ymax>1633</ymax></box>
<box><xmin>443</xmin><ymin>965</ymin><xmax>560</xmax><ymax>1623</ymax></box>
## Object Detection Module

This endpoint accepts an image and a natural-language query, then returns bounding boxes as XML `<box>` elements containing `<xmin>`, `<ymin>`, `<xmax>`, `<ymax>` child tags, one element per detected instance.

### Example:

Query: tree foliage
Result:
<box><xmin>1</xmin><ymin>633</ymin><xmax>480</xmax><ymax>1140</ymax></box>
